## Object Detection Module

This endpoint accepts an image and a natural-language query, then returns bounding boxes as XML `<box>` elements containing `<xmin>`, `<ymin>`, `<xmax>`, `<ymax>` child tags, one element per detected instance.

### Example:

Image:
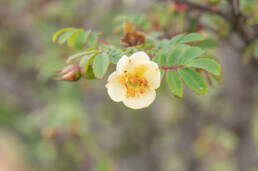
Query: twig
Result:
<box><xmin>173</xmin><ymin>0</ymin><xmax>230</xmax><ymax>21</ymax></box>
<box><xmin>173</xmin><ymin>0</ymin><xmax>257</xmax><ymax>45</ymax></box>
<box><xmin>98</xmin><ymin>38</ymin><xmax>110</xmax><ymax>45</ymax></box>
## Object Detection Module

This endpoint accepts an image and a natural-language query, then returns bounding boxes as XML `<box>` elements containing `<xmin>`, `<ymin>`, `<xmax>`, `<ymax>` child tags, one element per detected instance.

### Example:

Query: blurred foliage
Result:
<box><xmin>0</xmin><ymin>0</ymin><xmax>258</xmax><ymax>171</ymax></box>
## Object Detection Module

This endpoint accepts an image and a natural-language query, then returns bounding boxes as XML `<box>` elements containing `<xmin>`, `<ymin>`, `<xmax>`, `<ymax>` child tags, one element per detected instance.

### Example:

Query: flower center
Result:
<box><xmin>121</xmin><ymin>65</ymin><xmax>149</xmax><ymax>98</ymax></box>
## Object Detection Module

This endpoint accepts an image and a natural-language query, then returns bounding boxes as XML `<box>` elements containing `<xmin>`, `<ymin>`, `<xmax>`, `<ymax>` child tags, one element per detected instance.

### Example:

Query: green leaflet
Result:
<box><xmin>168</xmin><ymin>33</ymin><xmax>185</xmax><ymax>46</ymax></box>
<box><xmin>167</xmin><ymin>48</ymin><xmax>184</xmax><ymax>66</ymax></box>
<box><xmin>66</xmin><ymin>51</ymin><xmax>94</xmax><ymax>64</ymax></box>
<box><xmin>79</xmin><ymin>55</ymin><xmax>90</xmax><ymax>67</ymax></box>
<box><xmin>160</xmin><ymin>70</ymin><xmax>165</xmax><ymax>79</ymax></box>
<box><xmin>152</xmin><ymin>55</ymin><xmax>160</xmax><ymax>63</ymax></box>
<box><xmin>79</xmin><ymin>54</ymin><xmax>95</xmax><ymax>73</ymax></box>
<box><xmin>174</xmin><ymin>44</ymin><xmax>191</xmax><ymax>49</ymax></box>
<box><xmin>177</xmin><ymin>47</ymin><xmax>204</xmax><ymax>65</ymax></box>
<box><xmin>151</xmin><ymin>56</ymin><xmax>165</xmax><ymax>79</ymax></box>
<box><xmin>52</xmin><ymin>28</ymin><xmax>100</xmax><ymax>48</ymax></box>
<box><xmin>67</xmin><ymin>31</ymin><xmax>80</xmax><ymax>47</ymax></box>
<box><xmin>168</xmin><ymin>33</ymin><xmax>204</xmax><ymax>46</ymax></box>
<box><xmin>160</xmin><ymin>52</ymin><xmax>167</xmax><ymax>65</ymax></box>
<box><xmin>157</xmin><ymin>39</ymin><xmax>170</xmax><ymax>49</ymax></box>
<box><xmin>52</xmin><ymin>27</ymin><xmax>74</xmax><ymax>42</ymax></box>
<box><xmin>198</xmin><ymin>38</ymin><xmax>217</xmax><ymax>49</ymax></box>
<box><xmin>88</xmin><ymin>32</ymin><xmax>98</xmax><ymax>47</ymax></box>
<box><xmin>93</xmin><ymin>53</ymin><xmax>109</xmax><ymax>78</ymax></box>
<box><xmin>177</xmin><ymin>33</ymin><xmax>205</xmax><ymax>44</ymax></box>
<box><xmin>186</xmin><ymin>58</ymin><xmax>221</xmax><ymax>76</ymax></box>
<box><xmin>83</xmin><ymin>66</ymin><xmax>96</xmax><ymax>80</ymax></box>
<box><xmin>178</xmin><ymin>68</ymin><xmax>208</xmax><ymax>95</ymax></box>
<box><xmin>166</xmin><ymin>70</ymin><xmax>183</xmax><ymax>97</ymax></box>
<box><xmin>75</xmin><ymin>31</ymin><xmax>90</xmax><ymax>49</ymax></box>
<box><xmin>58</xmin><ymin>30</ymin><xmax>78</xmax><ymax>45</ymax></box>
<box><xmin>108</xmin><ymin>46</ymin><xmax>123</xmax><ymax>64</ymax></box>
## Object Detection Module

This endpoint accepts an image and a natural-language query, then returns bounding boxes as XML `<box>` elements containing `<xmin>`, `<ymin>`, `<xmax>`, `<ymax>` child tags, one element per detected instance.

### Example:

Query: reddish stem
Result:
<box><xmin>148</xmin><ymin>53</ymin><xmax>154</xmax><ymax>58</ymax></box>
<box><xmin>161</xmin><ymin>65</ymin><xmax>184</xmax><ymax>71</ymax></box>
<box><xmin>98</xmin><ymin>38</ymin><xmax>110</xmax><ymax>45</ymax></box>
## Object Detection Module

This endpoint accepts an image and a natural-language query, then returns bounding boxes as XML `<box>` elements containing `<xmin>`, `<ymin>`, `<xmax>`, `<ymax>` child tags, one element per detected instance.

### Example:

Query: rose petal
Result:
<box><xmin>116</xmin><ymin>52</ymin><xmax>151</xmax><ymax>74</ymax></box>
<box><xmin>123</xmin><ymin>89</ymin><xmax>156</xmax><ymax>109</ymax></box>
<box><xmin>144</xmin><ymin>62</ymin><xmax>161</xmax><ymax>89</ymax></box>
<box><xmin>106</xmin><ymin>72</ymin><xmax>126</xmax><ymax>102</ymax></box>
<box><xmin>116</xmin><ymin>55</ymin><xmax>130</xmax><ymax>74</ymax></box>
<box><xmin>130</xmin><ymin>51</ymin><xmax>150</xmax><ymax>65</ymax></box>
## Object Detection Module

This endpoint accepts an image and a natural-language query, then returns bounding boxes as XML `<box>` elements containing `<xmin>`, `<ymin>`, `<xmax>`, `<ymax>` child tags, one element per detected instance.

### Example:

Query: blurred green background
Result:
<box><xmin>0</xmin><ymin>0</ymin><xmax>258</xmax><ymax>171</ymax></box>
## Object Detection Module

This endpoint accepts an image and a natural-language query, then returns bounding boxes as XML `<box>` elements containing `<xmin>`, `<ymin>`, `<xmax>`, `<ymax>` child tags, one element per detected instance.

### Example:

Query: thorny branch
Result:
<box><xmin>173</xmin><ymin>0</ymin><xmax>230</xmax><ymax>21</ymax></box>
<box><xmin>172</xmin><ymin>0</ymin><xmax>257</xmax><ymax>45</ymax></box>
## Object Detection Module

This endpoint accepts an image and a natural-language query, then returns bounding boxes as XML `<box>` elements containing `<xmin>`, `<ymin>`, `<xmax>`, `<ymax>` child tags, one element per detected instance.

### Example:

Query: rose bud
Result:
<box><xmin>54</xmin><ymin>64</ymin><xmax>81</xmax><ymax>81</ymax></box>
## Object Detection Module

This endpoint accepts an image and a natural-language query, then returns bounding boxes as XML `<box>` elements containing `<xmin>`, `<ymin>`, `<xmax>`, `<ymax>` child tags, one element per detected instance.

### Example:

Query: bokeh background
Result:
<box><xmin>0</xmin><ymin>0</ymin><xmax>258</xmax><ymax>171</ymax></box>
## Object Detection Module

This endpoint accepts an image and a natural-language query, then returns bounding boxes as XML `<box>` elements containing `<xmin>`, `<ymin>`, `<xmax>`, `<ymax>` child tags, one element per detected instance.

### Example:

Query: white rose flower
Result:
<box><xmin>106</xmin><ymin>51</ymin><xmax>161</xmax><ymax>109</ymax></box>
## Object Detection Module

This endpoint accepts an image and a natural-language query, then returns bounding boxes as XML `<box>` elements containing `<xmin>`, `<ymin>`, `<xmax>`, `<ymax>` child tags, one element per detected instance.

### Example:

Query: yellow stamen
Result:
<box><xmin>120</xmin><ymin>65</ymin><xmax>149</xmax><ymax>98</ymax></box>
